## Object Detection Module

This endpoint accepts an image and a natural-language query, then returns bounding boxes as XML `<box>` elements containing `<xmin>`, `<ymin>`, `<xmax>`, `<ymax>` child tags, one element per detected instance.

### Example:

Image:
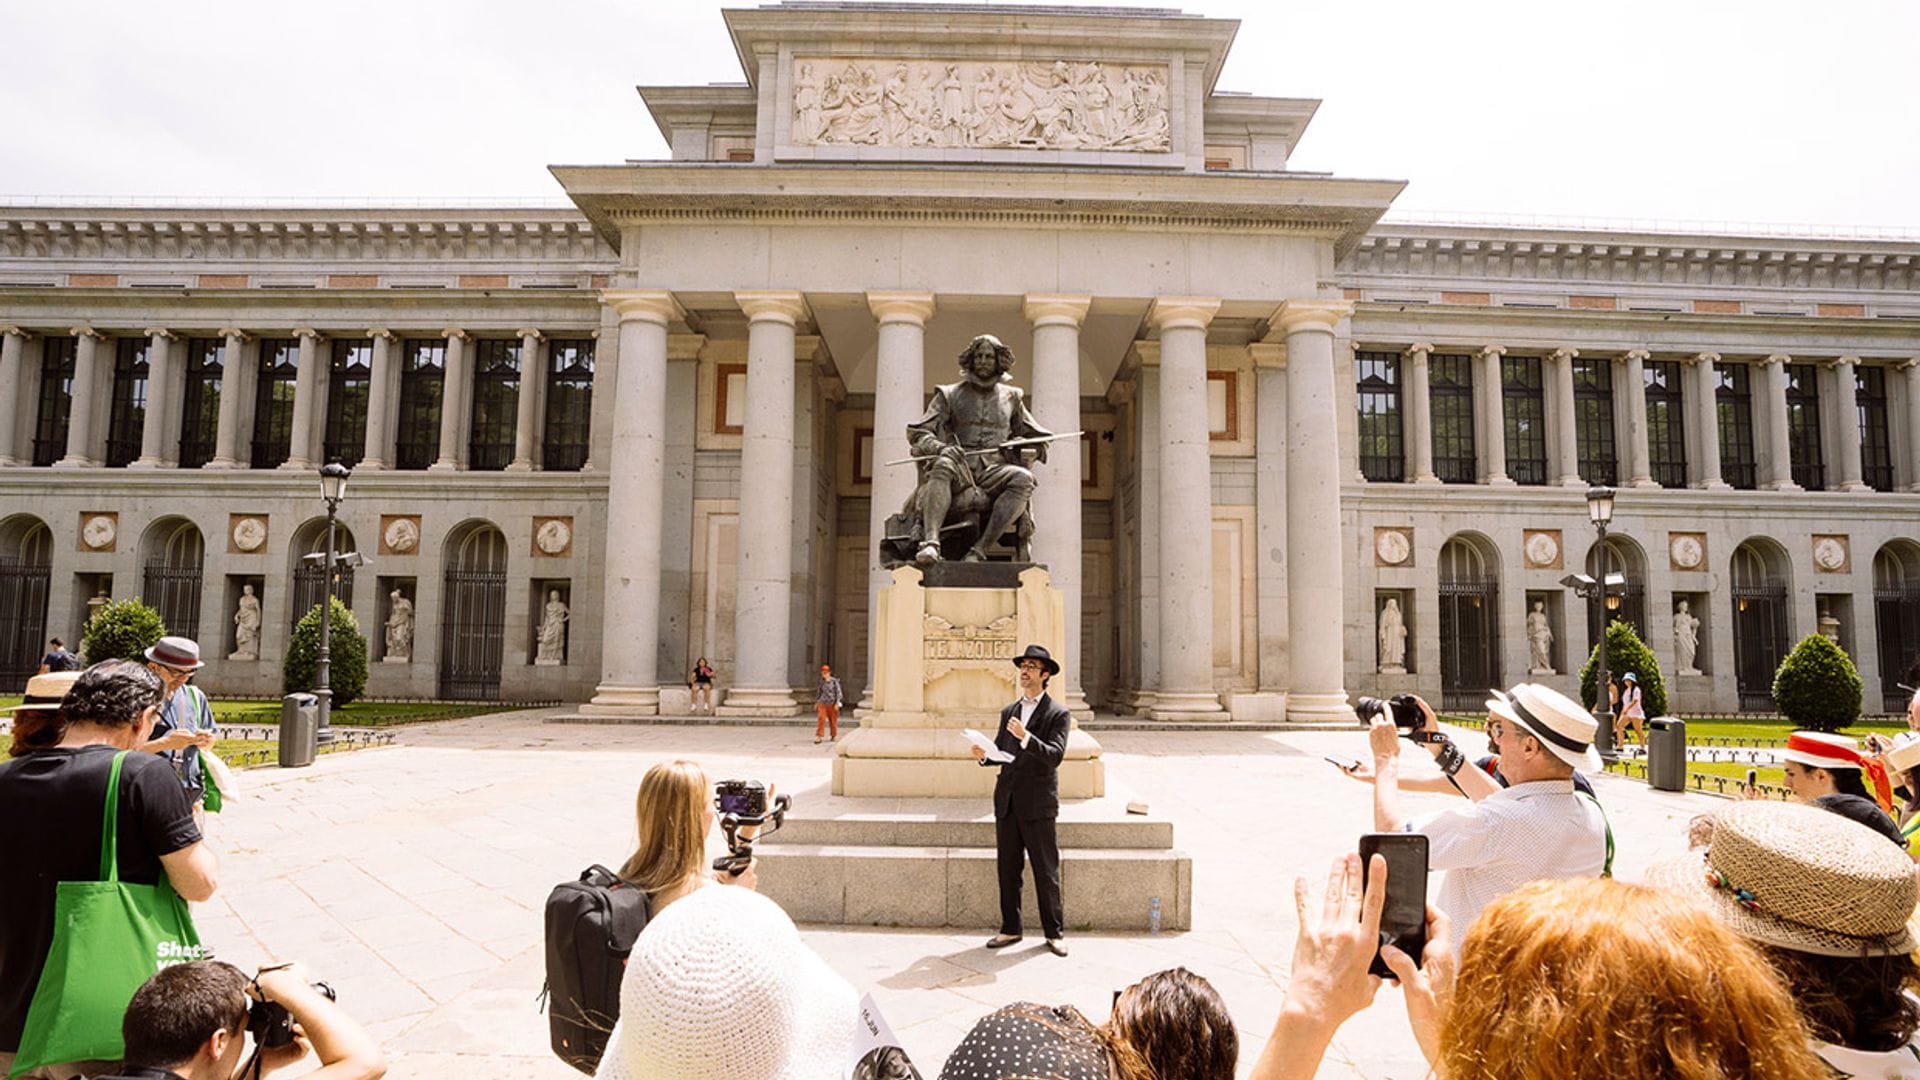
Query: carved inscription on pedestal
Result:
<box><xmin>923</xmin><ymin>613</ymin><xmax>1020</xmax><ymax>687</ymax></box>
<box><xmin>792</xmin><ymin>58</ymin><xmax>1171</xmax><ymax>152</ymax></box>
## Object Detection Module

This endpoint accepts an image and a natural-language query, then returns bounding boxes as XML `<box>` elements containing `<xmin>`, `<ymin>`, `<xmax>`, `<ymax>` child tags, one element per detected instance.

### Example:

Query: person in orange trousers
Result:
<box><xmin>814</xmin><ymin>664</ymin><xmax>842</xmax><ymax>744</ymax></box>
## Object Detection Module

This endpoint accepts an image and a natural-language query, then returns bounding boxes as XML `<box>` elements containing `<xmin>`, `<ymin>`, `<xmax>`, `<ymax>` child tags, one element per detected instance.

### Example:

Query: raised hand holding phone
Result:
<box><xmin>1358</xmin><ymin>833</ymin><xmax>1429</xmax><ymax>978</ymax></box>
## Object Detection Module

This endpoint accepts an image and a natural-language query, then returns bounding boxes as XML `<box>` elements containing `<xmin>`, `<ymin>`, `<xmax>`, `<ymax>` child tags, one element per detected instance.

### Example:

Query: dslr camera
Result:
<box><xmin>249</xmin><ymin>980</ymin><xmax>336</xmax><ymax>1048</ymax></box>
<box><xmin>1354</xmin><ymin>693</ymin><xmax>1425</xmax><ymax>732</ymax></box>
<box><xmin>712</xmin><ymin>780</ymin><xmax>791</xmax><ymax>877</ymax></box>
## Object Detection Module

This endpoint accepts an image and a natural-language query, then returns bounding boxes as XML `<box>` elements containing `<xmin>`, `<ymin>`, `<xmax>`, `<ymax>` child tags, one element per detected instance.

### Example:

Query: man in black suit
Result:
<box><xmin>971</xmin><ymin>643</ymin><xmax>1072</xmax><ymax>956</ymax></box>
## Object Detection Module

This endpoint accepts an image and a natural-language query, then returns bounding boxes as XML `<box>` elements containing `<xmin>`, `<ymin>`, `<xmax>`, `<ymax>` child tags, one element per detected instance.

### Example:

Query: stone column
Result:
<box><xmin>1687</xmin><ymin>352</ymin><xmax>1728</xmax><ymax>489</ymax></box>
<box><xmin>1549</xmin><ymin>347</ymin><xmax>1582</xmax><ymax>486</ymax></box>
<box><xmin>506</xmin><ymin>328</ymin><xmax>545</xmax><ymax>471</ymax></box>
<box><xmin>1024</xmin><ymin>293</ymin><xmax>1091</xmax><ymax>716</ymax></box>
<box><xmin>1148</xmin><ymin>297</ymin><xmax>1222</xmax><ymax>718</ymax></box>
<box><xmin>131</xmin><ymin>328</ymin><xmax>179</xmax><ymax>468</ymax></box>
<box><xmin>720</xmin><ymin>290</ymin><xmax>807</xmax><ymax>716</ymax></box>
<box><xmin>206</xmin><ymin>329</ymin><xmax>250</xmax><ymax>469</ymax></box>
<box><xmin>0</xmin><ymin>327</ymin><xmax>29</xmax><ymax>465</ymax></box>
<box><xmin>359</xmin><ymin>329</ymin><xmax>396</xmax><ymax>469</ymax></box>
<box><xmin>659</xmin><ymin>334</ymin><xmax>704</xmax><ymax>693</ymax></box>
<box><xmin>863</xmin><ymin>292</ymin><xmax>934</xmax><ymax>709</ymax></box>
<box><xmin>1829</xmin><ymin>355</ymin><xmax>1869</xmax><ymax>491</ymax></box>
<box><xmin>281</xmin><ymin>328</ymin><xmax>324</xmax><ymax>470</ymax></box>
<box><xmin>1622</xmin><ymin>348</ymin><xmax>1656</xmax><ymax>487</ymax></box>
<box><xmin>1277</xmin><ymin>299</ymin><xmax>1356</xmax><ymax>723</ymax></box>
<box><xmin>1760</xmin><ymin>353</ymin><xmax>1799</xmax><ymax>491</ymax></box>
<box><xmin>55</xmin><ymin>327</ymin><xmax>107</xmax><ymax>468</ymax></box>
<box><xmin>583</xmin><ymin>290</ymin><xmax>681</xmax><ymax>716</ymax></box>
<box><xmin>1476</xmin><ymin>345</ymin><xmax>1512</xmax><ymax>485</ymax></box>
<box><xmin>1403</xmin><ymin>342</ymin><xmax>1439</xmax><ymax>484</ymax></box>
<box><xmin>1903</xmin><ymin>358</ymin><xmax>1920</xmax><ymax>493</ymax></box>
<box><xmin>431</xmin><ymin>328</ymin><xmax>469</xmax><ymax>471</ymax></box>
<box><xmin>1249</xmin><ymin>341</ymin><xmax>1290</xmax><ymax>717</ymax></box>
<box><xmin>1130</xmin><ymin>346</ymin><xmax>1162</xmax><ymax>709</ymax></box>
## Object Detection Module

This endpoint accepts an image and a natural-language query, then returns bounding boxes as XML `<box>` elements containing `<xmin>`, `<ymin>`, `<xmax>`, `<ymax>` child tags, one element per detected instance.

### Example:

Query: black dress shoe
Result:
<box><xmin>984</xmin><ymin>934</ymin><xmax>1023</xmax><ymax>949</ymax></box>
<box><xmin>1045</xmin><ymin>938</ymin><xmax>1069</xmax><ymax>957</ymax></box>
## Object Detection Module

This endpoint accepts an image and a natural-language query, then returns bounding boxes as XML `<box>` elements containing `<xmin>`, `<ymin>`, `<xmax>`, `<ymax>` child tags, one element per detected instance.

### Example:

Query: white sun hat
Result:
<box><xmin>1778</xmin><ymin>730</ymin><xmax>1866</xmax><ymax>771</ymax></box>
<box><xmin>1486</xmin><ymin>682</ymin><xmax>1602</xmax><ymax>772</ymax></box>
<box><xmin>595</xmin><ymin>885</ymin><xmax>856</xmax><ymax>1080</ymax></box>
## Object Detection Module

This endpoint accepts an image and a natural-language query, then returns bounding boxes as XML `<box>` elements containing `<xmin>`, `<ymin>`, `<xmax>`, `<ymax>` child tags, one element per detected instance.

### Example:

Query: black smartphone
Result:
<box><xmin>1324</xmin><ymin>755</ymin><xmax>1360</xmax><ymax>771</ymax></box>
<box><xmin>1358</xmin><ymin>833</ymin><xmax>1429</xmax><ymax>978</ymax></box>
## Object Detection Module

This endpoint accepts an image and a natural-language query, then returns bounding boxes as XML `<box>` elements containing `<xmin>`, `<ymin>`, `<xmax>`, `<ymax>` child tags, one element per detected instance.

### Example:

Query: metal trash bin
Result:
<box><xmin>279</xmin><ymin>693</ymin><xmax>319</xmax><ymax>768</ymax></box>
<box><xmin>1646</xmin><ymin>717</ymin><xmax>1686</xmax><ymax>792</ymax></box>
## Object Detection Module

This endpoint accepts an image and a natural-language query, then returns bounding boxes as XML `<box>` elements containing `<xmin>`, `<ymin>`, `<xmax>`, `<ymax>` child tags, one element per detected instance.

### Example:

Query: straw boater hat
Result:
<box><xmin>595</xmin><ymin>885</ymin><xmax>856</xmax><ymax>1080</ymax></box>
<box><xmin>0</xmin><ymin>670</ymin><xmax>82</xmax><ymax>713</ymax></box>
<box><xmin>143</xmin><ymin>636</ymin><xmax>204</xmax><ymax>672</ymax></box>
<box><xmin>1485</xmin><ymin>682</ymin><xmax>1602</xmax><ymax>772</ymax></box>
<box><xmin>1880</xmin><ymin>732</ymin><xmax>1920</xmax><ymax>775</ymax></box>
<box><xmin>1781</xmin><ymin>730</ymin><xmax>1895</xmax><ymax>811</ymax></box>
<box><xmin>1649</xmin><ymin>800</ymin><xmax>1916</xmax><ymax>957</ymax></box>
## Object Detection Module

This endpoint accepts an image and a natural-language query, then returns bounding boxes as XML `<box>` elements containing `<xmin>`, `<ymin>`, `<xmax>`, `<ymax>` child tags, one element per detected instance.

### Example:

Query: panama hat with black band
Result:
<box><xmin>0</xmin><ymin>670</ymin><xmax>82</xmax><ymax>713</ymax></box>
<box><xmin>1486</xmin><ymin>681</ymin><xmax>1603</xmax><ymax>772</ymax></box>
<box><xmin>143</xmin><ymin>635</ymin><xmax>204</xmax><ymax>672</ymax></box>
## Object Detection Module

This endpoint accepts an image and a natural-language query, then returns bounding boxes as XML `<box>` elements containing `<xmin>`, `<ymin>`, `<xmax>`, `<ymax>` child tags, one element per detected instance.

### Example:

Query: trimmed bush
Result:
<box><xmin>80</xmin><ymin>598</ymin><xmax>166</xmax><ymax>666</ymax></box>
<box><xmin>1771</xmin><ymin>633</ymin><xmax>1861</xmax><ymax>733</ymax></box>
<box><xmin>282</xmin><ymin>596</ymin><xmax>369</xmax><ymax>707</ymax></box>
<box><xmin>1578</xmin><ymin>619</ymin><xmax>1667</xmax><ymax>718</ymax></box>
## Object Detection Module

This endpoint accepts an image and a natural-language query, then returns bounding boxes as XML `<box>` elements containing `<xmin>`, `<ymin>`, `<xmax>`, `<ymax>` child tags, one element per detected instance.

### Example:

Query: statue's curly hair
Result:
<box><xmin>956</xmin><ymin>334</ymin><xmax>1016</xmax><ymax>378</ymax></box>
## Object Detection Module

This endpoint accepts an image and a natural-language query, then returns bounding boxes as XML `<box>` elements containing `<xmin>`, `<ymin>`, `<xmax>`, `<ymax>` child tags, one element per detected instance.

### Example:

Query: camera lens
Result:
<box><xmin>1354</xmin><ymin>697</ymin><xmax>1385</xmax><ymax>720</ymax></box>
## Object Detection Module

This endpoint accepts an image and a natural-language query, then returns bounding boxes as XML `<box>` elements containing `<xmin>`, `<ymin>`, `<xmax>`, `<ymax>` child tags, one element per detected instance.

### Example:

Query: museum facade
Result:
<box><xmin>1</xmin><ymin>4</ymin><xmax>1916</xmax><ymax>718</ymax></box>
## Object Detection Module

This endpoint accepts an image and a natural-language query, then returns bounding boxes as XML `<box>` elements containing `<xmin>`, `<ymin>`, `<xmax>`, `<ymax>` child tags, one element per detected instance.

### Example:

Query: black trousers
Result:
<box><xmin>996</xmin><ymin>811</ymin><xmax>1064</xmax><ymax>939</ymax></box>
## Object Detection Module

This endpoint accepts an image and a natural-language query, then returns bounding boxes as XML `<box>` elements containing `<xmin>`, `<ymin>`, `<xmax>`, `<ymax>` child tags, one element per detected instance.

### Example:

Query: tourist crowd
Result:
<box><xmin>4</xmin><ymin>653</ymin><xmax>1919</xmax><ymax>1079</ymax></box>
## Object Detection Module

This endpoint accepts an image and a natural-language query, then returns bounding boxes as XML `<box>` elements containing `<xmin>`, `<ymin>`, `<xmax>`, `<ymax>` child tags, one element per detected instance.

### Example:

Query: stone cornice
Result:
<box><xmin>868</xmin><ymin>291</ymin><xmax>937</xmax><ymax>326</ymax></box>
<box><xmin>1021</xmin><ymin>294</ymin><xmax>1091</xmax><ymax>329</ymax></box>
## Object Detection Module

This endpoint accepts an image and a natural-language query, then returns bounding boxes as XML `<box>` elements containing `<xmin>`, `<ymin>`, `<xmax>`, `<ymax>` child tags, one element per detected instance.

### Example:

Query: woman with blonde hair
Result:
<box><xmin>617</xmin><ymin>760</ymin><xmax>755</xmax><ymax>912</ymax></box>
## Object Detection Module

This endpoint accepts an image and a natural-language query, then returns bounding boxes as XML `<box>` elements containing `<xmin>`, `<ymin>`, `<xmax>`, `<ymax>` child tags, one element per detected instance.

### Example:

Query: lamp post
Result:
<box><xmin>317</xmin><ymin>462</ymin><xmax>350</xmax><ymax>744</ymax></box>
<box><xmin>1586</xmin><ymin>485</ymin><xmax>1617</xmax><ymax>762</ymax></box>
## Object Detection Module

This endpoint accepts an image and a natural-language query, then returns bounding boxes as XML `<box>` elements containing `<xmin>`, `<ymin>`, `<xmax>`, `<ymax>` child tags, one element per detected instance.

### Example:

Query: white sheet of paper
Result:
<box><xmin>963</xmin><ymin>728</ymin><xmax>1015</xmax><ymax>763</ymax></box>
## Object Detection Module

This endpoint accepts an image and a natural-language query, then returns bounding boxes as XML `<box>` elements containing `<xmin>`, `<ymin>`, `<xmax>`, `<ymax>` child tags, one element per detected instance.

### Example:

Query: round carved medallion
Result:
<box><xmin>1524</xmin><ymin>531</ymin><xmax>1560</xmax><ymax>568</ymax></box>
<box><xmin>1669</xmin><ymin>534</ymin><xmax>1704</xmax><ymax>570</ymax></box>
<box><xmin>1812</xmin><ymin>537</ymin><xmax>1847</xmax><ymax>572</ymax></box>
<box><xmin>230</xmin><ymin>516</ymin><xmax>267</xmax><ymax>553</ymax></box>
<box><xmin>1374</xmin><ymin>530</ymin><xmax>1410</xmax><ymax>566</ymax></box>
<box><xmin>535</xmin><ymin>519</ymin><xmax>573</xmax><ymax>556</ymax></box>
<box><xmin>81</xmin><ymin>515</ymin><xmax>116</xmax><ymax>551</ymax></box>
<box><xmin>382</xmin><ymin>518</ymin><xmax>420</xmax><ymax>555</ymax></box>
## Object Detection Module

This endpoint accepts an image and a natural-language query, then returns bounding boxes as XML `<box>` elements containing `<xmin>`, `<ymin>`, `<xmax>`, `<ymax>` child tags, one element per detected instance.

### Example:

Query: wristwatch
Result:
<box><xmin>1434</xmin><ymin>738</ymin><xmax>1465</xmax><ymax>777</ymax></box>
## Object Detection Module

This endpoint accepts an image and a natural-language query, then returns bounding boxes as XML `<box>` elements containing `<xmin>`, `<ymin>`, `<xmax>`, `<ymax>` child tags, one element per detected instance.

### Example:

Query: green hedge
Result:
<box><xmin>1578</xmin><ymin>620</ymin><xmax>1667</xmax><ymax>718</ymax></box>
<box><xmin>282</xmin><ymin>596</ymin><xmax>369</xmax><ymax>707</ymax></box>
<box><xmin>1772</xmin><ymin>633</ymin><xmax>1861</xmax><ymax>733</ymax></box>
<box><xmin>80</xmin><ymin>598</ymin><xmax>166</xmax><ymax>666</ymax></box>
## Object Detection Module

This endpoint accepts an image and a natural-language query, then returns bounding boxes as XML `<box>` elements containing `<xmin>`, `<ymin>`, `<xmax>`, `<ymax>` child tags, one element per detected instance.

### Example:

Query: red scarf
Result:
<box><xmin>1786</xmin><ymin>732</ymin><xmax>1895</xmax><ymax>813</ymax></box>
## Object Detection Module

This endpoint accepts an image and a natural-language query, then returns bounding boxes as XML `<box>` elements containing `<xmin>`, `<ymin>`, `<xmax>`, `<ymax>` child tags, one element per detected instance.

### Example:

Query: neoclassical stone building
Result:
<box><xmin>1</xmin><ymin>4</ymin><xmax>1916</xmax><ymax>717</ymax></box>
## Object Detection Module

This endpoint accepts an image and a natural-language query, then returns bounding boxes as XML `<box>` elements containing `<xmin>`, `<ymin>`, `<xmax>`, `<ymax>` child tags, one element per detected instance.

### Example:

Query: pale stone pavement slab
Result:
<box><xmin>193</xmin><ymin>711</ymin><xmax>1713</xmax><ymax>1078</ymax></box>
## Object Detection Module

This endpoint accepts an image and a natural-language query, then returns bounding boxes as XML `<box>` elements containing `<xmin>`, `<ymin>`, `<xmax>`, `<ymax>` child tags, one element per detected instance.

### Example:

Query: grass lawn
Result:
<box><xmin>0</xmin><ymin>697</ymin><xmax>511</xmax><ymax>727</ymax></box>
<box><xmin>1445</xmin><ymin>713</ymin><xmax>1909</xmax><ymax>745</ymax></box>
<box><xmin>0</xmin><ymin>734</ymin><xmax>278</xmax><ymax>764</ymax></box>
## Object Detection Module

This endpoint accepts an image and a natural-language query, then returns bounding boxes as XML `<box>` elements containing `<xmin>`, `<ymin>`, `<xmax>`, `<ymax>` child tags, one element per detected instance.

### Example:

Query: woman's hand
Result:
<box><xmin>1285</xmin><ymin>853</ymin><xmax>1386</xmax><ymax>1025</ymax></box>
<box><xmin>1380</xmin><ymin>905</ymin><xmax>1454</xmax><ymax>1066</ymax></box>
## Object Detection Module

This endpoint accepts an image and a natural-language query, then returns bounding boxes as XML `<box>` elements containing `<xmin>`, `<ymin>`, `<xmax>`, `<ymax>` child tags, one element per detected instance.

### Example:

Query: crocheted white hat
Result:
<box><xmin>595</xmin><ymin>885</ymin><xmax>857</xmax><ymax>1080</ymax></box>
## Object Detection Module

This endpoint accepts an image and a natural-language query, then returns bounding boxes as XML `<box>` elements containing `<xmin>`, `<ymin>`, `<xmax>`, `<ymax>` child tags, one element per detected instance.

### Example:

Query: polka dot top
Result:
<box><xmin>938</xmin><ymin>1003</ymin><xmax>1114</xmax><ymax>1080</ymax></box>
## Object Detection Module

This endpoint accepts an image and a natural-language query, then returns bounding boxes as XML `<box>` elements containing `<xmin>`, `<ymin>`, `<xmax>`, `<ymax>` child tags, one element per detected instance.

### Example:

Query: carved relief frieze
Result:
<box><xmin>792</xmin><ymin>58</ymin><xmax>1170</xmax><ymax>152</ymax></box>
<box><xmin>0</xmin><ymin>213</ymin><xmax>614</xmax><ymax>266</ymax></box>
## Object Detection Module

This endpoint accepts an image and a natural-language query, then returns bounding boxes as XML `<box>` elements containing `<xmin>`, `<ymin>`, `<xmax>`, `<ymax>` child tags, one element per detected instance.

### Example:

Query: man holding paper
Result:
<box><xmin>970</xmin><ymin>644</ymin><xmax>1072</xmax><ymax>956</ymax></box>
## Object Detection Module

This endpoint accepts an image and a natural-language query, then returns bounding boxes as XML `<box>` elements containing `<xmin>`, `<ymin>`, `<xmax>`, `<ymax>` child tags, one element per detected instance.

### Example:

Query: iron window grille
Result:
<box><xmin>1644</xmin><ymin>360</ymin><xmax>1687</xmax><ymax>488</ymax></box>
<box><xmin>249</xmin><ymin>339</ymin><xmax>300</xmax><ymax>469</ymax></box>
<box><xmin>543</xmin><ymin>339</ymin><xmax>595</xmax><ymax>472</ymax></box>
<box><xmin>1784</xmin><ymin>363</ymin><xmax>1824</xmax><ymax>490</ymax></box>
<box><xmin>1501</xmin><ymin>355</ymin><xmax>1547</xmax><ymax>485</ymax></box>
<box><xmin>394</xmin><ymin>340</ymin><xmax>446</xmax><ymax>471</ymax></box>
<box><xmin>104</xmin><ymin>337</ymin><xmax>151</xmax><ymax>468</ymax></box>
<box><xmin>1429</xmin><ymin>353</ymin><xmax>1476</xmax><ymax>484</ymax></box>
<box><xmin>177</xmin><ymin>338</ymin><xmax>224</xmax><ymax>469</ymax></box>
<box><xmin>1857</xmin><ymin>365</ymin><xmax>1894</xmax><ymax>492</ymax></box>
<box><xmin>467</xmin><ymin>339</ymin><xmax>520</xmax><ymax>472</ymax></box>
<box><xmin>1715</xmin><ymin>363</ymin><xmax>1757</xmax><ymax>490</ymax></box>
<box><xmin>1572</xmin><ymin>358</ymin><xmax>1617</xmax><ymax>485</ymax></box>
<box><xmin>1355</xmin><ymin>350</ymin><xmax>1403</xmax><ymax>482</ymax></box>
<box><xmin>324</xmin><ymin>339</ymin><xmax>373</xmax><ymax>468</ymax></box>
<box><xmin>31</xmin><ymin>337</ymin><xmax>77</xmax><ymax>467</ymax></box>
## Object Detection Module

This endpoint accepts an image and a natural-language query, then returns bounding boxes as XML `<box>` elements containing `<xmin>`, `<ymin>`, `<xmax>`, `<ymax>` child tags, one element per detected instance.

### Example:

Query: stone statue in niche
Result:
<box><xmin>883</xmin><ymin>335</ymin><xmax>1057</xmax><ymax>567</ymax></box>
<box><xmin>1378</xmin><ymin>597</ymin><xmax>1408</xmax><ymax>674</ymax></box>
<box><xmin>1526</xmin><ymin>599</ymin><xmax>1555</xmax><ymax>675</ymax></box>
<box><xmin>536</xmin><ymin>591</ymin><xmax>570</xmax><ymax>666</ymax></box>
<box><xmin>1818</xmin><ymin>606</ymin><xmax>1842</xmax><ymax>645</ymax></box>
<box><xmin>384</xmin><ymin>588</ymin><xmax>414</xmax><ymax>663</ymax></box>
<box><xmin>794</xmin><ymin>57</ymin><xmax>1171</xmax><ymax>152</ymax></box>
<box><xmin>1673</xmin><ymin>600</ymin><xmax>1701</xmax><ymax>676</ymax></box>
<box><xmin>230</xmin><ymin>585</ymin><xmax>261</xmax><ymax>661</ymax></box>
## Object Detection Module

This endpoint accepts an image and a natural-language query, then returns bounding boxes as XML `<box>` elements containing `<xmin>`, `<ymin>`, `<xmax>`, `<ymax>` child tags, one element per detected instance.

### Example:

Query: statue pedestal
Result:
<box><xmin>835</xmin><ymin>564</ymin><xmax>1103</xmax><ymax>799</ymax></box>
<box><xmin>1529</xmin><ymin>666</ymin><xmax>1557</xmax><ymax>676</ymax></box>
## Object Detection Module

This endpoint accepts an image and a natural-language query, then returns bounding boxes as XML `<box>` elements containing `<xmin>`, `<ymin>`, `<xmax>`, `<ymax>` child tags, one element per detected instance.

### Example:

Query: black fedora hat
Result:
<box><xmin>1011</xmin><ymin>644</ymin><xmax>1060</xmax><ymax>676</ymax></box>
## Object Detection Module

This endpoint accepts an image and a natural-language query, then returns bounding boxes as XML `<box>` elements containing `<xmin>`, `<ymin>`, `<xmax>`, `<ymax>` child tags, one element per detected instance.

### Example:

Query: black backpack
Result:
<box><xmin>542</xmin><ymin>864</ymin><xmax>651</xmax><ymax>1074</ymax></box>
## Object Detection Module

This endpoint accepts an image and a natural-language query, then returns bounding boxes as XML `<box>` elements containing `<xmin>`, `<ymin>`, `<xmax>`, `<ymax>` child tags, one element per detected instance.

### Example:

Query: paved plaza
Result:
<box><xmin>195</xmin><ymin>711</ymin><xmax>1719</xmax><ymax>1078</ymax></box>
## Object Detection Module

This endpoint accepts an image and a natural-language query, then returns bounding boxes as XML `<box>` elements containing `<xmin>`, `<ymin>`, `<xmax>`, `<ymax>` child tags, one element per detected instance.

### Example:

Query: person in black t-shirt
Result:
<box><xmin>36</xmin><ymin>638</ymin><xmax>79</xmax><ymax>674</ymax></box>
<box><xmin>0</xmin><ymin>661</ymin><xmax>219</xmax><ymax>1079</ymax></box>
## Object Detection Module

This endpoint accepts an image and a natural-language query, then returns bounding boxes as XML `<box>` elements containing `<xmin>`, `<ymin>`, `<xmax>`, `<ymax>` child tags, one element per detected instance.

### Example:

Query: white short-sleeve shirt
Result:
<box><xmin>1408</xmin><ymin>778</ymin><xmax>1607</xmax><ymax>942</ymax></box>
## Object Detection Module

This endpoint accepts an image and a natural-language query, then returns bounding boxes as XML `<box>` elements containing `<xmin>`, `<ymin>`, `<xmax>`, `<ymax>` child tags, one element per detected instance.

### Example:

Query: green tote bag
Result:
<box><xmin>9</xmin><ymin>751</ymin><xmax>205</xmax><ymax>1078</ymax></box>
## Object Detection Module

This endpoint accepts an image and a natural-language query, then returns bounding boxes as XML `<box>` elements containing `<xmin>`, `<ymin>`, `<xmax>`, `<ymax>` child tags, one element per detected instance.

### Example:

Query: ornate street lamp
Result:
<box><xmin>1586</xmin><ymin>486</ymin><xmax>1617</xmax><ymax>762</ymax></box>
<box><xmin>316</xmin><ymin>462</ymin><xmax>350</xmax><ymax>744</ymax></box>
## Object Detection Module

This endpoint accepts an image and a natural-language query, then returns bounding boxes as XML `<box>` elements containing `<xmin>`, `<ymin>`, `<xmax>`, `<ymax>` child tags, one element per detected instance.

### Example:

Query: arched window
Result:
<box><xmin>289</xmin><ymin>519</ymin><xmax>359</xmax><ymax>630</ymax></box>
<box><xmin>0</xmin><ymin>516</ymin><xmax>53</xmax><ymax>690</ymax></box>
<box><xmin>1874</xmin><ymin>542</ymin><xmax>1920</xmax><ymax>712</ymax></box>
<box><xmin>1439</xmin><ymin>534</ymin><xmax>1501</xmax><ymax>710</ymax></box>
<box><xmin>1730</xmin><ymin>540</ymin><xmax>1791</xmax><ymax>711</ymax></box>
<box><xmin>1584</xmin><ymin>535</ymin><xmax>1647</xmax><ymax>646</ymax></box>
<box><xmin>441</xmin><ymin>522</ymin><xmax>508</xmax><ymax>699</ymax></box>
<box><xmin>139</xmin><ymin>518</ymin><xmax>205</xmax><ymax>638</ymax></box>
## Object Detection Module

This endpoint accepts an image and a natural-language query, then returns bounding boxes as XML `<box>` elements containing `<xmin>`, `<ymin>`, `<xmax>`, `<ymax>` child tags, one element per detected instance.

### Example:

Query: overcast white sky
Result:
<box><xmin>3</xmin><ymin>1</ymin><xmax>1916</xmax><ymax>233</ymax></box>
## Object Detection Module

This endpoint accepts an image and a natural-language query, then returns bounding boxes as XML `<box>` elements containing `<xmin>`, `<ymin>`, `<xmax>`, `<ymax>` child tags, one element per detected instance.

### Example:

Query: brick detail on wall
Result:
<box><xmin>326</xmin><ymin>274</ymin><xmax>379</xmax><ymax>288</ymax></box>
<box><xmin>457</xmin><ymin>274</ymin><xmax>510</xmax><ymax>288</ymax></box>
<box><xmin>1816</xmin><ymin>303</ymin><xmax>1866</xmax><ymax>317</ymax></box>
<box><xmin>1440</xmin><ymin>291</ymin><xmax>1490</xmax><ymax>306</ymax></box>
<box><xmin>67</xmin><ymin>273</ymin><xmax>118</xmax><ymax>287</ymax></box>
<box><xmin>590</xmin><ymin>274</ymin><xmax>611</xmax><ymax>288</ymax></box>
<box><xmin>1693</xmin><ymin>299</ymin><xmax>1742</xmax><ymax>314</ymax></box>
<box><xmin>195</xmin><ymin>274</ymin><xmax>249</xmax><ymax>288</ymax></box>
<box><xmin>1568</xmin><ymin>295</ymin><xmax>1617</xmax><ymax>311</ymax></box>
<box><xmin>1343</xmin><ymin>287</ymin><xmax>1362</xmax><ymax>300</ymax></box>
